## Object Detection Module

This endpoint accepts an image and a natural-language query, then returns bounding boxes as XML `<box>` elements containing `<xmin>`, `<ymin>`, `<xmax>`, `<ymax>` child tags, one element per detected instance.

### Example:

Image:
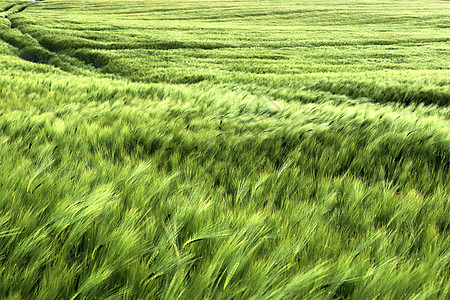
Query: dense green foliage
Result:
<box><xmin>0</xmin><ymin>0</ymin><xmax>449</xmax><ymax>298</ymax></box>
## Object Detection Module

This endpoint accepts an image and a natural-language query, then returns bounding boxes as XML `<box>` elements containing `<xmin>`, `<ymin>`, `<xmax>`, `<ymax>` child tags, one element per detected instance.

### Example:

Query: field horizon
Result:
<box><xmin>0</xmin><ymin>0</ymin><xmax>449</xmax><ymax>299</ymax></box>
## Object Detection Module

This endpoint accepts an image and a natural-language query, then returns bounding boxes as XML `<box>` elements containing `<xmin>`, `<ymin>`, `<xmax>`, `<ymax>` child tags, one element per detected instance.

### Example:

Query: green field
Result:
<box><xmin>0</xmin><ymin>0</ymin><xmax>449</xmax><ymax>298</ymax></box>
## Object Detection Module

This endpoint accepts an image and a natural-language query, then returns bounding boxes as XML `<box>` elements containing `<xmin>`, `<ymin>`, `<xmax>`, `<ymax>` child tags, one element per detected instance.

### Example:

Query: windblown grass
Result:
<box><xmin>0</xmin><ymin>0</ymin><xmax>449</xmax><ymax>299</ymax></box>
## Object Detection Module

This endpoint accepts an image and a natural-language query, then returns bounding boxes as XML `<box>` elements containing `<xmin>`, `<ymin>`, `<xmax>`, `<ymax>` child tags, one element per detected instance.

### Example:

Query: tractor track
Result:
<box><xmin>1</xmin><ymin>1</ymin><xmax>48</xmax><ymax>58</ymax></box>
<box><xmin>0</xmin><ymin>0</ymin><xmax>96</xmax><ymax>74</ymax></box>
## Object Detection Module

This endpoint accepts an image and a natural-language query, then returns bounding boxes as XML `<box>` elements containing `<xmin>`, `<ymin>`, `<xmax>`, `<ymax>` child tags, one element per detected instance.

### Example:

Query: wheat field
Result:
<box><xmin>0</xmin><ymin>0</ymin><xmax>449</xmax><ymax>299</ymax></box>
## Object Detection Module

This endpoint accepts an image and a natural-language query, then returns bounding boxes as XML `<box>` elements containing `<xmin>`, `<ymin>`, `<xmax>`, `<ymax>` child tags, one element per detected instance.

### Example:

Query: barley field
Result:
<box><xmin>0</xmin><ymin>0</ymin><xmax>449</xmax><ymax>299</ymax></box>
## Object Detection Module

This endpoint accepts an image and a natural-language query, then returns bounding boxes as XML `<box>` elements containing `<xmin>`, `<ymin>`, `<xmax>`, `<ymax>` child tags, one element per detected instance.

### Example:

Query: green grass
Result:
<box><xmin>0</xmin><ymin>0</ymin><xmax>449</xmax><ymax>299</ymax></box>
